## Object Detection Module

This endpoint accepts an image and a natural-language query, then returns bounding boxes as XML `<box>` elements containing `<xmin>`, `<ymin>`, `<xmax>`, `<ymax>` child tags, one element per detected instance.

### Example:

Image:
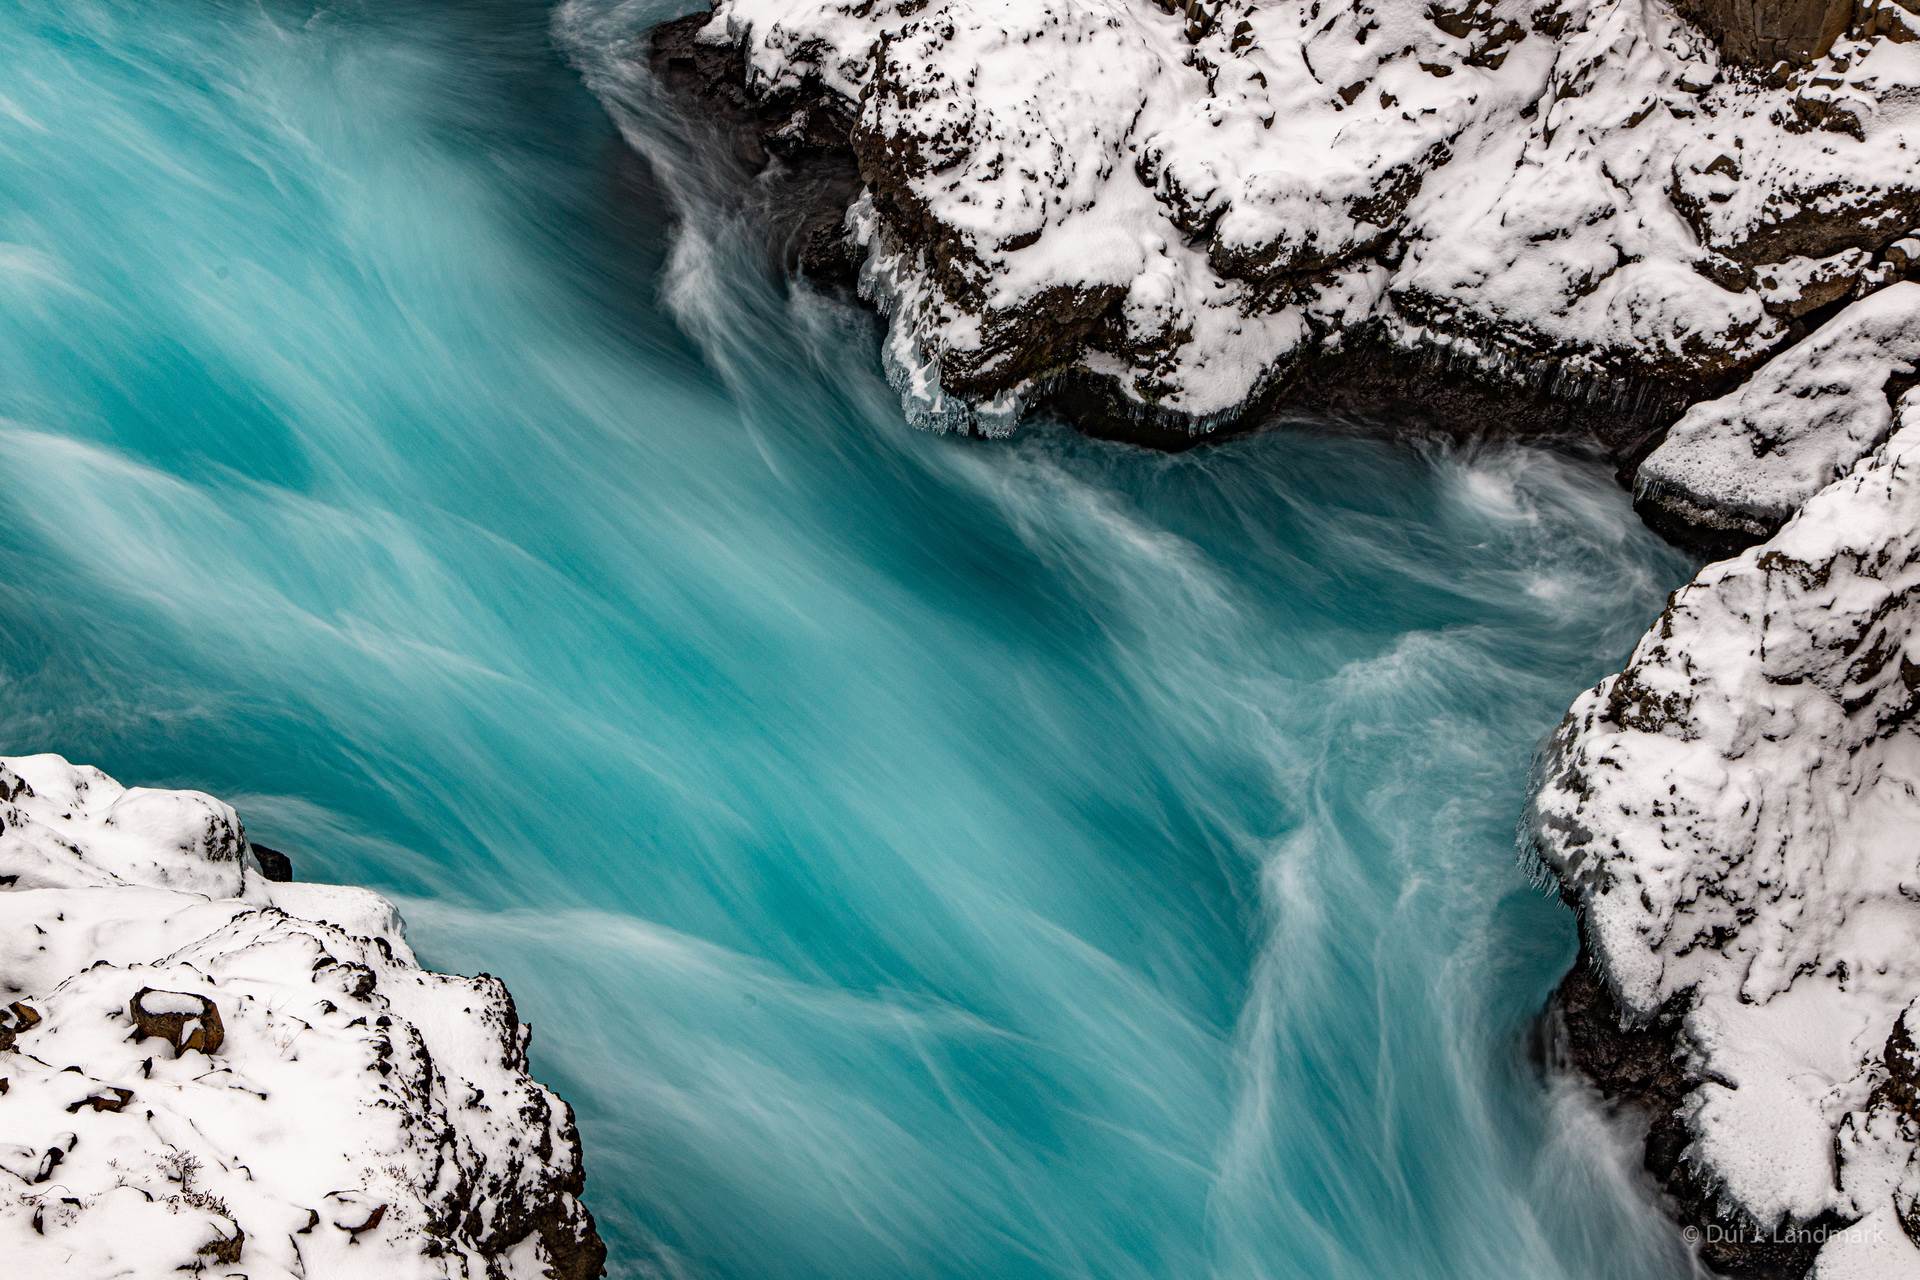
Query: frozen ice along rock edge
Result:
<box><xmin>0</xmin><ymin>754</ymin><xmax>605</xmax><ymax>1280</ymax></box>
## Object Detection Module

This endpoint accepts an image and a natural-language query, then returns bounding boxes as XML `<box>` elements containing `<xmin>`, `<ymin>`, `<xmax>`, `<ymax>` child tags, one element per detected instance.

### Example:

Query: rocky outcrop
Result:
<box><xmin>661</xmin><ymin>0</ymin><xmax>1920</xmax><ymax>443</ymax></box>
<box><xmin>0</xmin><ymin>754</ymin><xmax>604</xmax><ymax>1280</ymax></box>
<box><xmin>1633</xmin><ymin>282</ymin><xmax>1920</xmax><ymax>554</ymax></box>
<box><xmin>1542</xmin><ymin>946</ymin><xmax>1849</xmax><ymax>1277</ymax></box>
<box><xmin>650</xmin><ymin>12</ymin><xmax>866</xmax><ymax>286</ymax></box>
<box><xmin>1532</xmin><ymin>385</ymin><xmax>1920</xmax><ymax>1276</ymax></box>
<box><xmin>1673</xmin><ymin>0</ymin><xmax>1895</xmax><ymax>66</ymax></box>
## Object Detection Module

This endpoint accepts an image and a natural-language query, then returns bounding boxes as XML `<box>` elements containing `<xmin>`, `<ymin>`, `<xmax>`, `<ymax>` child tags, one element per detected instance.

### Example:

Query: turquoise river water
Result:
<box><xmin>0</xmin><ymin>2</ymin><xmax>1706</xmax><ymax>1277</ymax></box>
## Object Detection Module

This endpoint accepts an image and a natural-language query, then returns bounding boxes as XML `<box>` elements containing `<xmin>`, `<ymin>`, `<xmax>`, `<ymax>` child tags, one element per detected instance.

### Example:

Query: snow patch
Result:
<box><xmin>0</xmin><ymin>755</ymin><xmax>599</xmax><ymax>1279</ymax></box>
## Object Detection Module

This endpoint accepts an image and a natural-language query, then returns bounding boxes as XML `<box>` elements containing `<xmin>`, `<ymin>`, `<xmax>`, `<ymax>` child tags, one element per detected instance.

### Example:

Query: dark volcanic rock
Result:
<box><xmin>661</xmin><ymin>0</ymin><xmax>1920</xmax><ymax>500</ymax></box>
<box><xmin>0</xmin><ymin>754</ymin><xmax>608</xmax><ymax>1277</ymax></box>
<box><xmin>1630</xmin><ymin>283</ymin><xmax>1920</xmax><ymax>556</ymax></box>
<box><xmin>1544</xmin><ymin>948</ymin><xmax>1840</xmax><ymax>1278</ymax></box>
<box><xmin>1671</xmin><ymin>0</ymin><xmax>1856</xmax><ymax>64</ymax></box>
<box><xmin>1532</xmin><ymin>412</ymin><xmax>1920</xmax><ymax>1275</ymax></box>
<box><xmin>650</xmin><ymin>11</ymin><xmax>864</xmax><ymax>288</ymax></box>
<box><xmin>251</xmin><ymin>842</ymin><xmax>294</xmax><ymax>882</ymax></box>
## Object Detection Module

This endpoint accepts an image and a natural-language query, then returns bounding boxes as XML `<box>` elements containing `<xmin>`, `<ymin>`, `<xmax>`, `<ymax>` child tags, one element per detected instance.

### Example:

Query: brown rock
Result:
<box><xmin>128</xmin><ymin>988</ymin><xmax>224</xmax><ymax>1058</ymax></box>
<box><xmin>0</xmin><ymin>1001</ymin><xmax>41</xmax><ymax>1053</ymax></box>
<box><xmin>1671</xmin><ymin>0</ymin><xmax>1856</xmax><ymax>64</ymax></box>
<box><xmin>64</xmin><ymin>1086</ymin><xmax>134</xmax><ymax>1114</ymax></box>
<box><xmin>197</xmin><ymin>1224</ymin><xmax>244</xmax><ymax>1265</ymax></box>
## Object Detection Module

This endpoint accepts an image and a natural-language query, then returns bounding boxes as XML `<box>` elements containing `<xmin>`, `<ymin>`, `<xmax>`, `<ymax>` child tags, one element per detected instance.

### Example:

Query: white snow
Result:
<box><xmin>1637</xmin><ymin>283</ymin><xmax>1920</xmax><ymax>542</ymax></box>
<box><xmin>704</xmin><ymin>0</ymin><xmax>1920</xmax><ymax>426</ymax></box>
<box><xmin>1533</xmin><ymin>382</ymin><xmax>1920</xmax><ymax>1267</ymax></box>
<box><xmin>0</xmin><ymin>754</ymin><xmax>597</xmax><ymax>1279</ymax></box>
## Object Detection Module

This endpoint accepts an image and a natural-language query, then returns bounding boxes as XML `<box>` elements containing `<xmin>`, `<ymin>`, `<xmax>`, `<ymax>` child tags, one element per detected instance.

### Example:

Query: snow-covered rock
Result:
<box><xmin>1533</xmin><ymin>391</ymin><xmax>1920</xmax><ymax>1273</ymax></box>
<box><xmin>0</xmin><ymin>754</ymin><xmax>603</xmax><ymax>1280</ymax></box>
<box><xmin>1636</xmin><ymin>282</ymin><xmax>1920</xmax><ymax>551</ymax></box>
<box><xmin>687</xmin><ymin>0</ymin><xmax>1920</xmax><ymax>431</ymax></box>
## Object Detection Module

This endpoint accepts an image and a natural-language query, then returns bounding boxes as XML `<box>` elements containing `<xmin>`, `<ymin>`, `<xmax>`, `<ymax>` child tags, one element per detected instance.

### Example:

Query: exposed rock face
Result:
<box><xmin>1541</xmin><ymin>946</ymin><xmax>1846</xmax><ymax>1278</ymax></box>
<box><xmin>252</xmin><ymin>841</ymin><xmax>295</xmax><ymax>881</ymax></box>
<box><xmin>0</xmin><ymin>754</ymin><xmax>604</xmax><ymax>1280</ymax></box>
<box><xmin>1673</xmin><ymin>0</ymin><xmax>1864</xmax><ymax>65</ymax></box>
<box><xmin>1532</xmin><ymin>386</ymin><xmax>1920</xmax><ymax>1276</ymax></box>
<box><xmin>650</xmin><ymin>12</ymin><xmax>866</xmax><ymax>287</ymax></box>
<box><xmin>674</xmin><ymin>0</ymin><xmax>1920</xmax><ymax>438</ymax></box>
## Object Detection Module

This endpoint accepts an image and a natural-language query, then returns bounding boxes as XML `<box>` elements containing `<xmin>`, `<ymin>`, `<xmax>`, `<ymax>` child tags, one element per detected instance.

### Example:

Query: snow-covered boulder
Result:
<box><xmin>1636</xmin><ymin>282</ymin><xmax>1920</xmax><ymax>552</ymax></box>
<box><xmin>0</xmin><ymin>754</ymin><xmax>603</xmax><ymax>1280</ymax></box>
<box><xmin>680</xmin><ymin>0</ymin><xmax>1920</xmax><ymax>432</ymax></box>
<box><xmin>1533</xmin><ymin>395</ymin><xmax>1920</xmax><ymax>1274</ymax></box>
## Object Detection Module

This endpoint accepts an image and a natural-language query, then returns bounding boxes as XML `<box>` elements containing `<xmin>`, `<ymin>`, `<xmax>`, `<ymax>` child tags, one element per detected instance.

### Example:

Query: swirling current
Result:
<box><xmin>0</xmin><ymin>2</ymin><xmax>1705</xmax><ymax>1277</ymax></box>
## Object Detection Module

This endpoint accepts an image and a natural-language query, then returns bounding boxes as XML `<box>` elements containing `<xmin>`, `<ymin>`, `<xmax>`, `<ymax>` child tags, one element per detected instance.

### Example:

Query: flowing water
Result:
<box><xmin>0</xmin><ymin>2</ymin><xmax>1704</xmax><ymax>1277</ymax></box>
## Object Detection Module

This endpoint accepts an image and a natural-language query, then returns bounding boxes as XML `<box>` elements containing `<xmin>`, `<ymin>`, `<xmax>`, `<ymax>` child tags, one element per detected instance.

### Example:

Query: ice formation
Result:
<box><xmin>0</xmin><ymin>754</ymin><xmax>602</xmax><ymax>1279</ymax></box>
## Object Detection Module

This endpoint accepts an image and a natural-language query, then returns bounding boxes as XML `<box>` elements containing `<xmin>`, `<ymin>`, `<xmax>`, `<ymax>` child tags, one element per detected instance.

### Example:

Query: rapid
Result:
<box><xmin>0</xmin><ymin>3</ymin><xmax>1701</xmax><ymax>1276</ymax></box>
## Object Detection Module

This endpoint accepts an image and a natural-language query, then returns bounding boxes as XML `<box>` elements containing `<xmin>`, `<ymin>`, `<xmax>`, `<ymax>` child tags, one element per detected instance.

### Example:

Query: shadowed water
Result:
<box><xmin>0</xmin><ymin>2</ymin><xmax>1702</xmax><ymax>1277</ymax></box>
